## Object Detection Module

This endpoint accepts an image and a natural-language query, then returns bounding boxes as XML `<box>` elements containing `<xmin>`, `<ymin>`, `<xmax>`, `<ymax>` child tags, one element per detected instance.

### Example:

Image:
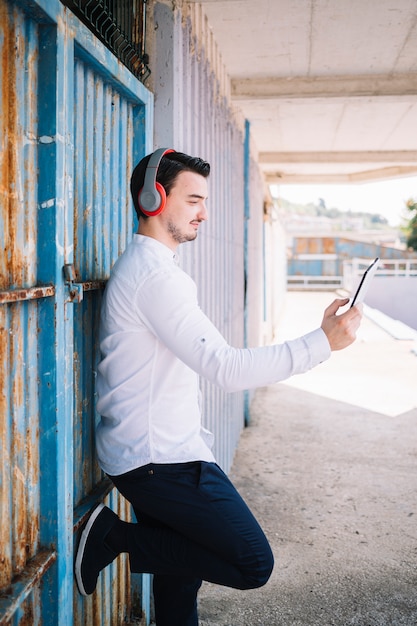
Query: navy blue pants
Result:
<box><xmin>110</xmin><ymin>461</ymin><xmax>274</xmax><ymax>626</ymax></box>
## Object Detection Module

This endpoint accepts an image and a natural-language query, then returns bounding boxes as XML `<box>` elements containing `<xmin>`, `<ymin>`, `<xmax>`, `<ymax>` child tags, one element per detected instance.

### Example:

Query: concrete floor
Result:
<box><xmin>198</xmin><ymin>291</ymin><xmax>417</xmax><ymax>626</ymax></box>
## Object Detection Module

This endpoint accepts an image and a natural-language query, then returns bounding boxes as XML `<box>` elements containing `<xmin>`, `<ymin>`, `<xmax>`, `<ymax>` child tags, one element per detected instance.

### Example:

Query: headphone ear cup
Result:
<box><xmin>137</xmin><ymin>147</ymin><xmax>174</xmax><ymax>216</ymax></box>
<box><xmin>154</xmin><ymin>182</ymin><xmax>167</xmax><ymax>215</ymax></box>
<box><xmin>138</xmin><ymin>182</ymin><xmax>167</xmax><ymax>216</ymax></box>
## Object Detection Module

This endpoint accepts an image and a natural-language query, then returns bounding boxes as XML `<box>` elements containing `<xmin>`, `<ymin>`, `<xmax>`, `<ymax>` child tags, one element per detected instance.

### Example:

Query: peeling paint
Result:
<box><xmin>39</xmin><ymin>198</ymin><xmax>55</xmax><ymax>209</ymax></box>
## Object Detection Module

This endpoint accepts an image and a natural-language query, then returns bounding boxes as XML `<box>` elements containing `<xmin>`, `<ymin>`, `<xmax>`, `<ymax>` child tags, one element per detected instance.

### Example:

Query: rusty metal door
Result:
<box><xmin>0</xmin><ymin>1</ymin><xmax>152</xmax><ymax>624</ymax></box>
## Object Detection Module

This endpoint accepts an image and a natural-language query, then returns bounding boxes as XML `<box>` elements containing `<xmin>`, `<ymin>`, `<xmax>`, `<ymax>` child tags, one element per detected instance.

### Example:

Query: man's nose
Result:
<box><xmin>198</xmin><ymin>202</ymin><xmax>208</xmax><ymax>221</ymax></box>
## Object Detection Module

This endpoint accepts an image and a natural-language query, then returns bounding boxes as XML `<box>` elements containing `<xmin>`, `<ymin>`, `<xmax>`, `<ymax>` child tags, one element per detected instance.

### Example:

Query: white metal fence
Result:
<box><xmin>343</xmin><ymin>258</ymin><xmax>417</xmax><ymax>291</ymax></box>
<box><xmin>344</xmin><ymin>258</ymin><xmax>417</xmax><ymax>331</ymax></box>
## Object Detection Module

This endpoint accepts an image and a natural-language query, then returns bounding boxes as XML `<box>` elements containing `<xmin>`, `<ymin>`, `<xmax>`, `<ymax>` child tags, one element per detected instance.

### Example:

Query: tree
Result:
<box><xmin>405</xmin><ymin>199</ymin><xmax>417</xmax><ymax>251</ymax></box>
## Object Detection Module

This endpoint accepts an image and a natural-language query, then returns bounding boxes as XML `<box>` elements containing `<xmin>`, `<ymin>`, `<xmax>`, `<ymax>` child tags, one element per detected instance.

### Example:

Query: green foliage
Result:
<box><xmin>405</xmin><ymin>199</ymin><xmax>417</xmax><ymax>251</ymax></box>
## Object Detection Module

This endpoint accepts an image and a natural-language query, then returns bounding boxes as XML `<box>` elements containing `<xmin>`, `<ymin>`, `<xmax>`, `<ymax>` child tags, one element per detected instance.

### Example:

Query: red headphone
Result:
<box><xmin>138</xmin><ymin>148</ymin><xmax>175</xmax><ymax>216</ymax></box>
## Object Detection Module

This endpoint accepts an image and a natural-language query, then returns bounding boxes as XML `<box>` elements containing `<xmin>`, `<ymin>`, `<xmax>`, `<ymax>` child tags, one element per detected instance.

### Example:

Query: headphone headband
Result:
<box><xmin>138</xmin><ymin>148</ymin><xmax>175</xmax><ymax>216</ymax></box>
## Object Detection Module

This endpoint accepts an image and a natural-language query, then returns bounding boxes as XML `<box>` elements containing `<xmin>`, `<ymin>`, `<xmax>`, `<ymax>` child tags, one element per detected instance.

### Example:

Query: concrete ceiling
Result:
<box><xmin>196</xmin><ymin>0</ymin><xmax>417</xmax><ymax>184</ymax></box>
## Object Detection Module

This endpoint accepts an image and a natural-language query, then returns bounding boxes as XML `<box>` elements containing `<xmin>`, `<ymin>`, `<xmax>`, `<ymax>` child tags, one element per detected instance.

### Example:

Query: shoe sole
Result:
<box><xmin>75</xmin><ymin>503</ymin><xmax>106</xmax><ymax>596</ymax></box>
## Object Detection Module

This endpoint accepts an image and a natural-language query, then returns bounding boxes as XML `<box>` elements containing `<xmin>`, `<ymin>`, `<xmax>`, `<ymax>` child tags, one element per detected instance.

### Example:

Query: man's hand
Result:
<box><xmin>321</xmin><ymin>298</ymin><xmax>363</xmax><ymax>351</ymax></box>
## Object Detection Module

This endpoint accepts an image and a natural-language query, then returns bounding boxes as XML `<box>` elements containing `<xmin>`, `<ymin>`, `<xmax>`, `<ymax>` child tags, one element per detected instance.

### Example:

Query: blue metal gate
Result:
<box><xmin>0</xmin><ymin>1</ymin><xmax>152</xmax><ymax>624</ymax></box>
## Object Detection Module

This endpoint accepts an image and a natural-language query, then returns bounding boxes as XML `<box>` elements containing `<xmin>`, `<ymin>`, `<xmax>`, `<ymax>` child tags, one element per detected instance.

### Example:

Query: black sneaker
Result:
<box><xmin>75</xmin><ymin>503</ymin><xmax>119</xmax><ymax>596</ymax></box>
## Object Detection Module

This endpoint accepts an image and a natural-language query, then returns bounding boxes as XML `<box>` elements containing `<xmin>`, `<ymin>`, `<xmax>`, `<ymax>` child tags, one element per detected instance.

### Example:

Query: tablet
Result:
<box><xmin>350</xmin><ymin>257</ymin><xmax>380</xmax><ymax>307</ymax></box>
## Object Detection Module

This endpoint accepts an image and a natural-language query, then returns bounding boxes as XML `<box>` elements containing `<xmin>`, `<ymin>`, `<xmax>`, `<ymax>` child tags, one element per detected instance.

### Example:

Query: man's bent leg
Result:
<box><xmin>111</xmin><ymin>462</ymin><xmax>274</xmax><ymax>589</ymax></box>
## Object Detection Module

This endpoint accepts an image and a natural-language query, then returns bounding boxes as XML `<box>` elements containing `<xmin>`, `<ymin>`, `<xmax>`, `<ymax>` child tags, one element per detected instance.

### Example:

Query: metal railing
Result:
<box><xmin>343</xmin><ymin>258</ymin><xmax>417</xmax><ymax>293</ymax></box>
<box><xmin>61</xmin><ymin>0</ymin><xmax>150</xmax><ymax>80</ymax></box>
<box><xmin>287</xmin><ymin>275</ymin><xmax>343</xmax><ymax>290</ymax></box>
<box><xmin>287</xmin><ymin>257</ymin><xmax>417</xmax><ymax>292</ymax></box>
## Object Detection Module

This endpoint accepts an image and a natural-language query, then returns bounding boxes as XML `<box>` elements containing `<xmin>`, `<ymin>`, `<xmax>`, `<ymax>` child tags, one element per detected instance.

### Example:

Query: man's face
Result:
<box><xmin>160</xmin><ymin>170</ymin><xmax>208</xmax><ymax>246</ymax></box>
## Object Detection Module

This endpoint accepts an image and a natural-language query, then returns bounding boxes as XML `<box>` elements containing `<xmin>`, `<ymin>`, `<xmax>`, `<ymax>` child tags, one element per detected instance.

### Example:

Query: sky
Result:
<box><xmin>271</xmin><ymin>175</ymin><xmax>417</xmax><ymax>227</ymax></box>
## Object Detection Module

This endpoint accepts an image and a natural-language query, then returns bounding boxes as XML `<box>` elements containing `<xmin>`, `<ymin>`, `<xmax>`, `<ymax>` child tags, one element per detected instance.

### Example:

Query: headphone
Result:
<box><xmin>138</xmin><ymin>148</ymin><xmax>175</xmax><ymax>216</ymax></box>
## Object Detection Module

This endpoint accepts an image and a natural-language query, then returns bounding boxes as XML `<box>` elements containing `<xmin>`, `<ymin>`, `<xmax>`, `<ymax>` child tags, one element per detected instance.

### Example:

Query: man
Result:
<box><xmin>75</xmin><ymin>149</ymin><xmax>362</xmax><ymax>625</ymax></box>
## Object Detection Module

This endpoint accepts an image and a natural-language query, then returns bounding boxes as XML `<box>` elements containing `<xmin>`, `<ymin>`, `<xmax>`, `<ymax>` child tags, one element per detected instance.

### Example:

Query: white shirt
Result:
<box><xmin>96</xmin><ymin>234</ymin><xmax>331</xmax><ymax>475</ymax></box>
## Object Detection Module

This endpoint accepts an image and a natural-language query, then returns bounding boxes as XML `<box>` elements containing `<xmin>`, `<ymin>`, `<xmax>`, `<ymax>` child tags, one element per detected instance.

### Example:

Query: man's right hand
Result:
<box><xmin>320</xmin><ymin>298</ymin><xmax>363</xmax><ymax>351</ymax></box>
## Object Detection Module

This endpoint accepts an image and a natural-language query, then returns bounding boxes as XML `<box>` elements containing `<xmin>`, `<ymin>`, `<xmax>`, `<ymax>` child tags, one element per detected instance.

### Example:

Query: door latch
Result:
<box><xmin>63</xmin><ymin>264</ymin><xmax>83</xmax><ymax>303</ymax></box>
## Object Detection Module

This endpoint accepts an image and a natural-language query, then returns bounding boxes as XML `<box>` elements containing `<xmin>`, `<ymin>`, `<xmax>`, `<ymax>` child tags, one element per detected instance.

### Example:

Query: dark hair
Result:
<box><xmin>130</xmin><ymin>150</ymin><xmax>210</xmax><ymax>220</ymax></box>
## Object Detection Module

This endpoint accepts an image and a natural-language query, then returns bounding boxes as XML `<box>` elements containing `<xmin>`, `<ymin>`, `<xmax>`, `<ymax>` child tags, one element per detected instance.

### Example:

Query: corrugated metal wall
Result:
<box><xmin>71</xmin><ymin>34</ymin><xmax>152</xmax><ymax>626</ymax></box>
<box><xmin>152</xmin><ymin>2</ymin><xmax>273</xmax><ymax>471</ymax></box>
<box><xmin>0</xmin><ymin>1</ymin><xmax>152</xmax><ymax>624</ymax></box>
<box><xmin>0</xmin><ymin>6</ymin><xmax>53</xmax><ymax>625</ymax></box>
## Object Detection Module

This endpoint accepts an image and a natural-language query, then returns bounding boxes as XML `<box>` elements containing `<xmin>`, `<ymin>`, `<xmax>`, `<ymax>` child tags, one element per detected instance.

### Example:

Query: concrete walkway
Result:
<box><xmin>199</xmin><ymin>291</ymin><xmax>417</xmax><ymax>626</ymax></box>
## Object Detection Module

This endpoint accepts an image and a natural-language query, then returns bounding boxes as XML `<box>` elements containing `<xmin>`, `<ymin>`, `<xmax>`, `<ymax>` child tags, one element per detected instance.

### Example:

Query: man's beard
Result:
<box><xmin>167</xmin><ymin>220</ymin><xmax>199</xmax><ymax>244</ymax></box>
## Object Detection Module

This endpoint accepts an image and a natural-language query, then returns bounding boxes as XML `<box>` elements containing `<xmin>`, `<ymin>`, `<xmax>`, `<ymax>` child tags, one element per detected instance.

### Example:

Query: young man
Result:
<box><xmin>75</xmin><ymin>149</ymin><xmax>362</xmax><ymax>625</ymax></box>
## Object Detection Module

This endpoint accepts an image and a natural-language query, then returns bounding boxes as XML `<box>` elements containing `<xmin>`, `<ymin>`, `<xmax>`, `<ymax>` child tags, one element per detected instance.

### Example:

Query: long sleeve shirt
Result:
<box><xmin>95</xmin><ymin>234</ymin><xmax>331</xmax><ymax>476</ymax></box>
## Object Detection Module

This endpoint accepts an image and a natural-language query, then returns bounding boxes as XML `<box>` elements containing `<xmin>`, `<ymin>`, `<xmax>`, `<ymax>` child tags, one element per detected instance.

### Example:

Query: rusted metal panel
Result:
<box><xmin>71</xmin><ymin>49</ymin><xmax>138</xmax><ymax>502</ymax></box>
<box><xmin>69</xmin><ymin>16</ymin><xmax>152</xmax><ymax>626</ymax></box>
<box><xmin>70</xmin><ymin>8</ymin><xmax>152</xmax><ymax>626</ymax></box>
<box><xmin>0</xmin><ymin>1</ymin><xmax>42</xmax><ymax>615</ymax></box>
<box><xmin>1</xmin><ymin>1</ymin><xmax>152</xmax><ymax>625</ymax></box>
<box><xmin>71</xmin><ymin>41</ymin><xmax>149</xmax><ymax>623</ymax></box>
<box><xmin>0</xmin><ymin>550</ymin><xmax>56</xmax><ymax>623</ymax></box>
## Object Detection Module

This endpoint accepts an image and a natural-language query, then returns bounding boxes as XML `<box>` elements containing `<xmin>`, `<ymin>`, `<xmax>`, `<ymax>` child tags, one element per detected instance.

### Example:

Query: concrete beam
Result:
<box><xmin>259</xmin><ymin>151</ymin><xmax>417</xmax><ymax>164</ymax></box>
<box><xmin>263</xmin><ymin>166</ymin><xmax>417</xmax><ymax>185</ymax></box>
<box><xmin>232</xmin><ymin>74</ymin><xmax>417</xmax><ymax>100</ymax></box>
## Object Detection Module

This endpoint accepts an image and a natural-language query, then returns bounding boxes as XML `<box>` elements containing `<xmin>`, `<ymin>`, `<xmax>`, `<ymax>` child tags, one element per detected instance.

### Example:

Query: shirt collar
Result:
<box><xmin>133</xmin><ymin>233</ymin><xmax>179</xmax><ymax>264</ymax></box>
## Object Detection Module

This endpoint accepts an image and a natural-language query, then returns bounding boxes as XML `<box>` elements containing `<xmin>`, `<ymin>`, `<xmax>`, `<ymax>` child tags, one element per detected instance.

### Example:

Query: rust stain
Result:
<box><xmin>308</xmin><ymin>238</ymin><xmax>319</xmax><ymax>254</ymax></box>
<box><xmin>80</xmin><ymin>280</ymin><xmax>106</xmax><ymax>292</ymax></box>
<box><xmin>18</xmin><ymin>599</ymin><xmax>34</xmax><ymax>626</ymax></box>
<box><xmin>295</xmin><ymin>237</ymin><xmax>308</xmax><ymax>254</ymax></box>
<box><xmin>0</xmin><ymin>285</ymin><xmax>55</xmax><ymax>304</ymax></box>
<box><xmin>0</xmin><ymin>310</ymin><xmax>11</xmax><ymax>589</ymax></box>
<box><xmin>1</xmin><ymin>0</ymin><xmax>24</xmax><ymax>291</ymax></box>
<box><xmin>323</xmin><ymin>237</ymin><xmax>335</xmax><ymax>254</ymax></box>
<box><xmin>0</xmin><ymin>0</ymin><xmax>39</xmax><ymax>293</ymax></box>
<box><xmin>25</xmin><ymin>305</ymin><xmax>40</xmax><ymax>558</ymax></box>
<box><xmin>25</xmin><ymin>420</ymin><xmax>40</xmax><ymax>561</ymax></box>
<box><xmin>0</xmin><ymin>3</ymin><xmax>14</xmax><ymax>580</ymax></box>
<box><xmin>0</xmin><ymin>0</ymin><xmax>11</xmax><ymax>292</ymax></box>
<box><xmin>24</xmin><ymin>30</ymin><xmax>39</xmax><ymax>289</ymax></box>
<box><xmin>10</xmin><ymin>308</ymin><xmax>26</xmax><ymax>576</ymax></box>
